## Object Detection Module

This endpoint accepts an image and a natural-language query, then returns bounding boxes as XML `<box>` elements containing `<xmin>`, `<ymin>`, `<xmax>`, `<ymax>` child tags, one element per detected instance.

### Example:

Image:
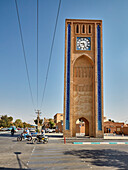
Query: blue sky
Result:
<box><xmin>0</xmin><ymin>0</ymin><xmax>128</xmax><ymax>124</ymax></box>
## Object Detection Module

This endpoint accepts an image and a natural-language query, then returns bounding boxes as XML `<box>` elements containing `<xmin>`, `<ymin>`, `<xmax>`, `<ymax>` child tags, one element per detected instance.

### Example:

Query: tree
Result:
<box><xmin>14</xmin><ymin>119</ymin><xmax>23</xmax><ymax>128</ymax></box>
<box><xmin>8</xmin><ymin>116</ymin><xmax>13</xmax><ymax>122</ymax></box>
<box><xmin>0</xmin><ymin>115</ymin><xmax>14</xmax><ymax>127</ymax></box>
<box><xmin>49</xmin><ymin>120</ymin><xmax>55</xmax><ymax>129</ymax></box>
<box><xmin>23</xmin><ymin>122</ymin><xmax>31</xmax><ymax>128</ymax></box>
<box><xmin>23</xmin><ymin>122</ymin><xmax>27</xmax><ymax>128</ymax></box>
<box><xmin>34</xmin><ymin>118</ymin><xmax>43</xmax><ymax>125</ymax></box>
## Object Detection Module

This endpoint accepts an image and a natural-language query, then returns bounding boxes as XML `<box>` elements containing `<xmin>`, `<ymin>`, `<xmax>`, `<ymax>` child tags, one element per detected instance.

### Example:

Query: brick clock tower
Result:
<box><xmin>63</xmin><ymin>19</ymin><xmax>104</xmax><ymax>138</ymax></box>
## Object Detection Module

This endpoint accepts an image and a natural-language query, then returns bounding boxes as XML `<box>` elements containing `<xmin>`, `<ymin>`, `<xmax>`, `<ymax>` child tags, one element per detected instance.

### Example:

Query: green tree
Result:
<box><xmin>14</xmin><ymin>119</ymin><xmax>23</xmax><ymax>128</ymax></box>
<box><xmin>23</xmin><ymin>122</ymin><xmax>32</xmax><ymax>128</ymax></box>
<box><xmin>0</xmin><ymin>115</ymin><xmax>14</xmax><ymax>127</ymax></box>
<box><xmin>23</xmin><ymin>122</ymin><xmax>27</xmax><ymax>128</ymax></box>
<box><xmin>34</xmin><ymin>118</ymin><xmax>43</xmax><ymax>125</ymax></box>
<box><xmin>8</xmin><ymin>116</ymin><xmax>13</xmax><ymax>122</ymax></box>
<box><xmin>49</xmin><ymin>120</ymin><xmax>55</xmax><ymax>129</ymax></box>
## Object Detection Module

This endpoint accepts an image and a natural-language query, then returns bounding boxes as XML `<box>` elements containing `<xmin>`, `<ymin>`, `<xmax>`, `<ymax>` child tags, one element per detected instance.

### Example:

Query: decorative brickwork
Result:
<box><xmin>65</xmin><ymin>24</ymin><xmax>71</xmax><ymax>130</ymax></box>
<box><xmin>97</xmin><ymin>25</ymin><xmax>102</xmax><ymax>131</ymax></box>
<box><xmin>63</xmin><ymin>19</ymin><xmax>104</xmax><ymax>138</ymax></box>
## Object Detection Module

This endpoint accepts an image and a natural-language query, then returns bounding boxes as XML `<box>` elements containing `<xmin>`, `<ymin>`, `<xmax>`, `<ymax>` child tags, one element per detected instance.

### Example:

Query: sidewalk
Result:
<box><xmin>104</xmin><ymin>133</ymin><xmax>128</xmax><ymax>140</ymax></box>
<box><xmin>45</xmin><ymin>133</ymin><xmax>128</xmax><ymax>144</ymax></box>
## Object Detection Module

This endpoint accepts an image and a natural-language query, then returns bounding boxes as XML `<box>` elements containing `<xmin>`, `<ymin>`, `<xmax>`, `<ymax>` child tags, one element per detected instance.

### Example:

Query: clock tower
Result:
<box><xmin>63</xmin><ymin>19</ymin><xmax>104</xmax><ymax>138</ymax></box>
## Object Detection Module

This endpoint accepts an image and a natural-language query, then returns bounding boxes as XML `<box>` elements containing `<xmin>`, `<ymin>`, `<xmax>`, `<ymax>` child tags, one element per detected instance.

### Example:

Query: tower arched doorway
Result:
<box><xmin>76</xmin><ymin>117</ymin><xmax>89</xmax><ymax>137</ymax></box>
<box><xmin>72</xmin><ymin>54</ymin><xmax>94</xmax><ymax>137</ymax></box>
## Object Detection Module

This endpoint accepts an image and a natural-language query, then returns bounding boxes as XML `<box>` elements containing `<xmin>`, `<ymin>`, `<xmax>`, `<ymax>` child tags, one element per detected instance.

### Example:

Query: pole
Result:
<box><xmin>36</xmin><ymin>110</ymin><xmax>41</xmax><ymax>132</ymax></box>
<box><xmin>64</xmin><ymin>137</ymin><xmax>66</xmax><ymax>144</ymax></box>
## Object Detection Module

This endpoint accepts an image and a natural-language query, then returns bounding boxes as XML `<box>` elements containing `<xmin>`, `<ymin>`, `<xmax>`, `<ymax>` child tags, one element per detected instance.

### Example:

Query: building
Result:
<box><xmin>54</xmin><ymin>113</ymin><xmax>63</xmax><ymax>133</ymax></box>
<box><xmin>55</xmin><ymin>122</ymin><xmax>63</xmax><ymax>133</ymax></box>
<box><xmin>104</xmin><ymin>119</ymin><xmax>128</xmax><ymax>135</ymax></box>
<box><xmin>104</xmin><ymin>117</ymin><xmax>108</xmax><ymax>122</ymax></box>
<box><xmin>43</xmin><ymin>117</ymin><xmax>54</xmax><ymax>129</ymax></box>
<box><xmin>63</xmin><ymin>19</ymin><xmax>104</xmax><ymax>138</ymax></box>
<box><xmin>54</xmin><ymin>113</ymin><xmax>63</xmax><ymax>124</ymax></box>
<box><xmin>104</xmin><ymin>121</ymin><xmax>124</xmax><ymax>133</ymax></box>
<box><xmin>76</xmin><ymin>119</ymin><xmax>85</xmax><ymax>134</ymax></box>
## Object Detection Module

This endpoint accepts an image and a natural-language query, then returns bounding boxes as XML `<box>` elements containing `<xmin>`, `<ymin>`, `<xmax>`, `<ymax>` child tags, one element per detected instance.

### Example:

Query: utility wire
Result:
<box><xmin>40</xmin><ymin>0</ymin><xmax>61</xmax><ymax>109</ymax></box>
<box><xmin>15</xmin><ymin>0</ymin><xmax>35</xmax><ymax>109</ymax></box>
<box><xmin>37</xmin><ymin>0</ymin><xmax>39</xmax><ymax>108</ymax></box>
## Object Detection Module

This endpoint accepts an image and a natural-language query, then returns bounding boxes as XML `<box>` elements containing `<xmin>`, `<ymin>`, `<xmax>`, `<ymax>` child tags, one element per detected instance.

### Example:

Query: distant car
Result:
<box><xmin>0</xmin><ymin>128</ymin><xmax>9</xmax><ymax>131</ymax></box>
<box><xmin>45</xmin><ymin>128</ymin><xmax>49</xmax><ymax>133</ymax></box>
<box><xmin>15</xmin><ymin>129</ymin><xmax>18</xmax><ymax>133</ymax></box>
<box><xmin>52</xmin><ymin>129</ymin><xmax>56</xmax><ymax>133</ymax></box>
<box><xmin>17</xmin><ymin>128</ymin><xmax>22</xmax><ymax>130</ymax></box>
<box><xmin>44</xmin><ymin>128</ymin><xmax>55</xmax><ymax>133</ymax></box>
<box><xmin>48</xmin><ymin>129</ymin><xmax>53</xmax><ymax>133</ymax></box>
<box><xmin>49</xmin><ymin>129</ymin><xmax>56</xmax><ymax>133</ymax></box>
<box><xmin>29</xmin><ymin>128</ymin><xmax>36</xmax><ymax>132</ymax></box>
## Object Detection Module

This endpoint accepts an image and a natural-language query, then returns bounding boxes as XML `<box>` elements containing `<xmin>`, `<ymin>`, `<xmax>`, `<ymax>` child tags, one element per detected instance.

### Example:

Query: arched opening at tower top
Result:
<box><xmin>76</xmin><ymin>117</ymin><xmax>89</xmax><ymax>137</ymax></box>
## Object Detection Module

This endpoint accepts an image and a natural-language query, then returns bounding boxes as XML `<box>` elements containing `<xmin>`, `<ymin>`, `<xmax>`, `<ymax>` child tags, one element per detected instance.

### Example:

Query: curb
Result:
<box><xmin>73</xmin><ymin>142</ymin><xmax>128</xmax><ymax>145</ymax></box>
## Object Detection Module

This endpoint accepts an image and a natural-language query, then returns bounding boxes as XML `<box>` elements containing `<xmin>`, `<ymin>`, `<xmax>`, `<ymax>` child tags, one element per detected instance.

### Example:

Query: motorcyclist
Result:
<box><xmin>11</xmin><ymin>127</ymin><xmax>15</xmax><ymax>136</ymax></box>
<box><xmin>21</xmin><ymin>128</ymin><xmax>30</xmax><ymax>139</ymax></box>
<box><xmin>41</xmin><ymin>129</ymin><xmax>45</xmax><ymax>137</ymax></box>
<box><xmin>26</xmin><ymin>127</ymin><xmax>30</xmax><ymax>135</ymax></box>
<box><xmin>23</xmin><ymin>128</ymin><xmax>30</xmax><ymax>139</ymax></box>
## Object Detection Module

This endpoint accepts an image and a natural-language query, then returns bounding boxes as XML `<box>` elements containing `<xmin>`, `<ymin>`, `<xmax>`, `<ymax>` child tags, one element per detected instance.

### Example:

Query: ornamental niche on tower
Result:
<box><xmin>63</xmin><ymin>19</ymin><xmax>104</xmax><ymax>138</ymax></box>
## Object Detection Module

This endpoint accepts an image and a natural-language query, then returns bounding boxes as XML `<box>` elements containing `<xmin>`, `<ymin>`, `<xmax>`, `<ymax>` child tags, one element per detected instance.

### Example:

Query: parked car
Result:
<box><xmin>45</xmin><ymin>128</ymin><xmax>49</xmax><ymax>133</ymax></box>
<box><xmin>52</xmin><ymin>129</ymin><xmax>56</xmax><ymax>133</ymax></box>
<box><xmin>17</xmin><ymin>128</ymin><xmax>22</xmax><ymax>130</ymax></box>
<box><xmin>48</xmin><ymin>129</ymin><xmax>56</xmax><ymax>133</ymax></box>
<box><xmin>29</xmin><ymin>128</ymin><xmax>36</xmax><ymax>132</ymax></box>
<box><xmin>0</xmin><ymin>128</ymin><xmax>9</xmax><ymax>131</ymax></box>
<box><xmin>48</xmin><ymin>129</ymin><xmax>53</xmax><ymax>133</ymax></box>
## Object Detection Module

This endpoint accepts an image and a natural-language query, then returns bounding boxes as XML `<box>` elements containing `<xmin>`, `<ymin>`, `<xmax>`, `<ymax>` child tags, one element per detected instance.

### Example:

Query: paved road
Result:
<box><xmin>0</xmin><ymin>131</ymin><xmax>33</xmax><ymax>169</ymax></box>
<box><xmin>0</xmin><ymin>132</ymin><xmax>128</xmax><ymax>169</ymax></box>
<box><xmin>28</xmin><ymin>142</ymin><xmax>128</xmax><ymax>170</ymax></box>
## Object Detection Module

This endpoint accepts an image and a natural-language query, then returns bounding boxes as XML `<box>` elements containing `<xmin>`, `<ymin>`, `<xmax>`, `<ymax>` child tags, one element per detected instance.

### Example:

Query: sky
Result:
<box><xmin>0</xmin><ymin>0</ymin><xmax>128</xmax><ymax>124</ymax></box>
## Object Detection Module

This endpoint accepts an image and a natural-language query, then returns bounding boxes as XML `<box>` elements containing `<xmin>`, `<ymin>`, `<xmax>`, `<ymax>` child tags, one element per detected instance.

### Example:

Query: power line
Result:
<box><xmin>40</xmin><ymin>0</ymin><xmax>61</xmax><ymax>109</ymax></box>
<box><xmin>15</xmin><ymin>0</ymin><xmax>35</xmax><ymax>109</ymax></box>
<box><xmin>37</xmin><ymin>0</ymin><xmax>39</xmax><ymax>108</ymax></box>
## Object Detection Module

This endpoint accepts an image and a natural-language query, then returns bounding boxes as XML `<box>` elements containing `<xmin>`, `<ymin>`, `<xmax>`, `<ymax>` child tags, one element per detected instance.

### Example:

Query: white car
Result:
<box><xmin>29</xmin><ymin>128</ymin><xmax>36</xmax><ymax>132</ymax></box>
<box><xmin>48</xmin><ymin>129</ymin><xmax>53</xmax><ymax>133</ymax></box>
<box><xmin>0</xmin><ymin>128</ymin><xmax>9</xmax><ymax>131</ymax></box>
<box><xmin>15</xmin><ymin>129</ymin><xmax>18</xmax><ymax>132</ymax></box>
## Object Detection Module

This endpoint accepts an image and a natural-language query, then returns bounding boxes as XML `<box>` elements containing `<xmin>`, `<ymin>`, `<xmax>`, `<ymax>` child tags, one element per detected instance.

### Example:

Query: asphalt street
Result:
<box><xmin>0</xmin><ymin>131</ymin><xmax>128</xmax><ymax>170</ymax></box>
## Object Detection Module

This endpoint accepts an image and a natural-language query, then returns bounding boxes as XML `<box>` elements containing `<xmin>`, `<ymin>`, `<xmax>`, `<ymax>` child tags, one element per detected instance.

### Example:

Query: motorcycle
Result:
<box><xmin>32</xmin><ymin>135</ymin><xmax>48</xmax><ymax>144</ymax></box>
<box><xmin>17</xmin><ymin>133</ymin><xmax>32</xmax><ymax>141</ymax></box>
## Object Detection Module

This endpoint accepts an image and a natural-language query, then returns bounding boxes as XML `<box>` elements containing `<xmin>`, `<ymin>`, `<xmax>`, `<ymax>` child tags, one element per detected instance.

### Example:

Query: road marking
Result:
<box><xmin>73</xmin><ymin>142</ymin><xmax>128</xmax><ymax>145</ymax></box>
<box><xmin>27</xmin><ymin>145</ymin><xmax>35</xmax><ymax>167</ymax></box>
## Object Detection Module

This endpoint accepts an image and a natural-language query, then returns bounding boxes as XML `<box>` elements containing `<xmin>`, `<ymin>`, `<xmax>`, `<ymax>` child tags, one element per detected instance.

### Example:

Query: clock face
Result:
<box><xmin>76</xmin><ymin>37</ymin><xmax>91</xmax><ymax>50</ymax></box>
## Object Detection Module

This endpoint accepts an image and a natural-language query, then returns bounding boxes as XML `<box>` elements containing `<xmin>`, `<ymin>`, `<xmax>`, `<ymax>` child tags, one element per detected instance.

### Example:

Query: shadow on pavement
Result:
<box><xmin>0</xmin><ymin>168</ymin><xmax>30</xmax><ymax>170</ymax></box>
<box><xmin>64</xmin><ymin>149</ymin><xmax>128</xmax><ymax>169</ymax></box>
<box><xmin>46</xmin><ymin>134</ymin><xmax>63</xmax><ymax>138</ymax></box>
<box><xmin>0</xmin><ymin>133</ymin><xmax>19</xmax><ymax>138</ymax></box>
<box><xmin>14</xmin><ymin>152</ymin><xmax>30</xmax><ymax>170</ymax></box>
